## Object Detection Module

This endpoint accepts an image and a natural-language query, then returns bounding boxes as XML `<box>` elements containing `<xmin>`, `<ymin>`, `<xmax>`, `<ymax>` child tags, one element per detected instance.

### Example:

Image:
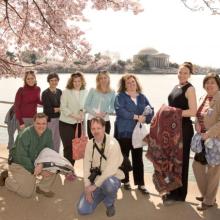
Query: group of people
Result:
<box><xmin>0</xmin><ymin>64</ymin><xmax>220</xmax><ymax>217</ymax></box>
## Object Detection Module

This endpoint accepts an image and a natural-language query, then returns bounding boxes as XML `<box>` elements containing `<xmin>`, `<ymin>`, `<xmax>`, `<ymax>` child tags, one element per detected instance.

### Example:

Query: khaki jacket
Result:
<box><xmin>198</xmin><ymin>91</ymin><xmax>220</xmax><ymax>138</ymax></box>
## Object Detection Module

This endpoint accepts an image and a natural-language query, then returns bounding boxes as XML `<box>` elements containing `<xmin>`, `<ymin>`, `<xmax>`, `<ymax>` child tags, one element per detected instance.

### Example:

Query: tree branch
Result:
<box><xmin>181</xmin><ymin>0</ymin><xmax>220</xmax><ymax>14</ymax></box>
<box><xmin>4</xmin><ymin>0</ymin><xmax>19</xmax><ymax>37</ymax></box>
<box><xmin>18</xmin><ymin>0</ymin><xmax>29</xmax><ymax>44</ymax></box>
<box><xmin>202</xmin><ymin>0</ymin><xmax>220</xmax><ymax>14</ymax></box>
<box><xmin>32</xmin><ymin>0</ymin><xmax>56</xmax><ymax>34</ymax></box>
<box><xmin>7</xmin><ymin>0</ymin><xmax>23</xmax><ymax>19</ymax></box>
<box><xmin>181</xmin><ymin>0</ymin><xmax>202</xmax><ymax>11</ymax></box>
<box><xmin>42</xmin><ymin>0</ymin><xmax>54</xmax><ymax>14</ymax></box>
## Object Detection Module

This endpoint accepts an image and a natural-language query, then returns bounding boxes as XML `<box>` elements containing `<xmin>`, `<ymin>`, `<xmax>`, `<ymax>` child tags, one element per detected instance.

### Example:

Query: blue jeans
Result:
<box><xmin>77</xmin><ymin>176</ymin><xmax>121</xmax><ymax>215</ymax></box>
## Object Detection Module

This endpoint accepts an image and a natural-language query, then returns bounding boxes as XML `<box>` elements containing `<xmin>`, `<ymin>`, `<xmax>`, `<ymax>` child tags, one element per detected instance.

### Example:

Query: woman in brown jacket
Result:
<box><xmin>193</xmin><ymin>73</ymin><xmax>220</xmax><ymax>211</ymax></box>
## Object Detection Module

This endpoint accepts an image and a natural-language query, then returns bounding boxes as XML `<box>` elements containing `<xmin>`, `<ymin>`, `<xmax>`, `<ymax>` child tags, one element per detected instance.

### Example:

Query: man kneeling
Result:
<box><xmin>77</xmin><ymin>117</ymin><xmax>124</xmax><ymax>217</ymax></box>
<box><xmin>1</xmin><ymin>113</ymin><xmax>56</xmax><ymax>198</ymax></box>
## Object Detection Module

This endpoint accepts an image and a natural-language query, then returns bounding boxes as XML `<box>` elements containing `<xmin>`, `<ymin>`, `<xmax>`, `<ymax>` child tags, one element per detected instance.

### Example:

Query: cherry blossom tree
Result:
<box><xmin>0</xmin><ymin>0</ymin><xmax>143</xmax><ymax>77</ymax></box>
<box><xmin>181</xmin><ymin>0</ymin><xmax>220</xmax><ymax>14</ymax></box>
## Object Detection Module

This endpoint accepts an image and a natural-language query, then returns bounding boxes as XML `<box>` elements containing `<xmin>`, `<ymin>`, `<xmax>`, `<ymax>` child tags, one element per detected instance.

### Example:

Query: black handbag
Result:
<box><xmin>194</xmin><ymin>141</ymin><xmax>207</xmax><ymax>165</ymax></box>
<box><xmin>119</xmin><ymin>156</ymin><xmax>133</xmax><ymax>173</ymax></box>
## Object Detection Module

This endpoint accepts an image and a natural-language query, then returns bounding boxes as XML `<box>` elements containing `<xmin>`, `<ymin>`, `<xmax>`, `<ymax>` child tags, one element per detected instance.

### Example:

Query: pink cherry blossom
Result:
<box><xmin>0</xmin><ymin>0</ymin><xmax>143</xmax><ymax>77</ymax></box>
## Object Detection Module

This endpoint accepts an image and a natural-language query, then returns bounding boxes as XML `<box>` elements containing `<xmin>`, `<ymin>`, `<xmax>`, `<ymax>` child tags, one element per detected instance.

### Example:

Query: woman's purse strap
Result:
<box><xmin>74</xmin><ymin>121</ymin><xmax>85</xmax><ymax>138</ymax></box>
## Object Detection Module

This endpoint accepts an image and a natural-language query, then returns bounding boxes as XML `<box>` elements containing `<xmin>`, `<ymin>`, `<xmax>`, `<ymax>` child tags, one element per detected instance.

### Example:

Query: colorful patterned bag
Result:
<box><xmin>72</xmin><ymin>123</ymin><xmax>88</xmax><ymax>160</ymax></box>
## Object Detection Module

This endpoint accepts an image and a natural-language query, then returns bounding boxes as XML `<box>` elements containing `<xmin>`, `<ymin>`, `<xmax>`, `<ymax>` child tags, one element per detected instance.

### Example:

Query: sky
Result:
<box><xmin>83</xmin><ymin>0</ymin><xmax>220</xmax><ymax>68</ymax></box>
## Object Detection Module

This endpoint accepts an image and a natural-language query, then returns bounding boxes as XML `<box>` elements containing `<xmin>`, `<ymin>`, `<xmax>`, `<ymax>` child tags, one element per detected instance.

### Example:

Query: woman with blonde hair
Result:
<box><xmin>14</xmin><ymin>70</ymin><xmax>41</xmax><ymax>130</ymax></box>
<box><xmin>59</xmin><ymin>72</ymin><xmax>87</xmax><ymax>169</ymax></box>
<box><xmin>85</xmin><ymin>70</ymin><xmax>115</xmax><ymax>138</ymax></box>
<box><xmin>114</xmin><ymin>73</ymin><xmax>154</xmax><ymax>194</ymax></box>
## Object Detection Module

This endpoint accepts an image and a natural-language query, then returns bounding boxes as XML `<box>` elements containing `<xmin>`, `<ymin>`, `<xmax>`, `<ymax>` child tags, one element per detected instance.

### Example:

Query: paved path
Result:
<box><xmin>0</xmin><ymin>144</ymin><xmax>219</xmax><ymax>220</ymax></box>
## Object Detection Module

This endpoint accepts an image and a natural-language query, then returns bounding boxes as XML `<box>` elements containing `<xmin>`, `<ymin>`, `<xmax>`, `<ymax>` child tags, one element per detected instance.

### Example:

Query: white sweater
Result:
<box><xmin>59</xmin><ymin>89</ymin><xmax>87</xmax><ymax>124</ymax></box>
<box><xmin>83</xmin><ymin>134</ymin><xmax>124</xmax><ymax>187</ymax></box>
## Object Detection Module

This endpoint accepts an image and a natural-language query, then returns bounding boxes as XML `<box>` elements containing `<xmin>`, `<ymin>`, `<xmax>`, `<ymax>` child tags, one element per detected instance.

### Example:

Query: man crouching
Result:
<box><xmin>0</xmin><ymin>113</ymin><xmax>56</xmax><ymax>198</ymax></box>
<box><xmin>77</xmin><ymin>117</ymin><xmax>124</xmax><ymax>217</ymax></box>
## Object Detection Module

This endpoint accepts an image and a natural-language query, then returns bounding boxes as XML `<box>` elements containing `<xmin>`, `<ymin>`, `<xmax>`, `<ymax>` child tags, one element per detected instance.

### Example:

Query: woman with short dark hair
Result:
<box><xmin>193</xmin><ymin>72</ymin><xmax>220</xmax><ymax>211</ymax></box>
<box><xmin>42</xmin><ymin>73</ymin><xmax>62</xmax><ymax>152</ymax></box>
<box><xmin>114</xmin><ymin>73</ymin><xmax>154</xmax><ymax>194</ymax></box>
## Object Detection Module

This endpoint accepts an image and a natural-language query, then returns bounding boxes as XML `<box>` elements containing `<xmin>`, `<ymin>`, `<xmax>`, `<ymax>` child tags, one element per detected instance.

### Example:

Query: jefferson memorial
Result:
<box><xmin>133</xmin><ymin>48</ymin><xmax>169</xmax><ymax>68</ymax></box>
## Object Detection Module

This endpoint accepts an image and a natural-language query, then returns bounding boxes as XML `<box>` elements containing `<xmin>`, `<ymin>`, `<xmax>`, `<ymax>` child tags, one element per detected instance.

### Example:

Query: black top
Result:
<box><xmin>168</xmin><ymin>82</ymin><xmax>193</xmax><ymax>124</ymax></box>
<box><xmin>42</xmin><ymin>88</ymin><xmax>62</xmax><ymax>121</ymax></box>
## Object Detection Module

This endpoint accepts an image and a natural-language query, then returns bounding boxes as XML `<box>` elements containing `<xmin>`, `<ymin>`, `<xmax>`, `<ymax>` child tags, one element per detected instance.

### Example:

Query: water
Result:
<box><xmin>0</xmin><ymin>73</ymin><xmax>206</xmax><ymax>181</ymax></box>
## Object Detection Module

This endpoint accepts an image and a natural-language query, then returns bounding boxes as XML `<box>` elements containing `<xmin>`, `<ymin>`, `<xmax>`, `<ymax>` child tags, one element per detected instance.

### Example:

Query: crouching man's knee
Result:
<box><xmin>5</xmin><ymin>177</ymin><xmax>35</xmax><ymax>198</ymax></box>
<box><xmin>102</xmin><ymin>176</ymin><xmax>121</xmax><ymax>195</ymax></box>
<box><xmin>17</xmin><ymin>186</ymin><xmax>35</xmax><ymax>198</ymax></box>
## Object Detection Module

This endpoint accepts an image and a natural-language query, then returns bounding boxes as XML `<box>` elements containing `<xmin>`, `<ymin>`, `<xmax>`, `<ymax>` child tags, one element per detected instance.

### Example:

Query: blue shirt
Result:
<box><xmin>114</xmin><ymin>92</ymin><xmax>154</xmax><ymax>138</ymax></box>
<box><xmin>84</xmin><ymin>88</ymin><xmax>115</xmax><ymax>118</ymax></box>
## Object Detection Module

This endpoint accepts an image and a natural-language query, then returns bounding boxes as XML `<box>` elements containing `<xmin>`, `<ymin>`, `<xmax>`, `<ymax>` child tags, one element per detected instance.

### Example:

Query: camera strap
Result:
<box><xmin>91</xmin><ymin>135</ymin><xmax>106</xmax><ymax>170</ymax></box>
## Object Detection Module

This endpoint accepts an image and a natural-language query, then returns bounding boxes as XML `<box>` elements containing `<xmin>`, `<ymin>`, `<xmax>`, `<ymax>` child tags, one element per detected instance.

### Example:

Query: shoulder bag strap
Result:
<box><xmin>74</xmin><ymin>123</ymin><xmax>79</xmax><ymax>138</ymax></box>
<box><xmin>93</xmin><ymin>142</ymin><xmax>107</xmax><ymax>160</ymax></box>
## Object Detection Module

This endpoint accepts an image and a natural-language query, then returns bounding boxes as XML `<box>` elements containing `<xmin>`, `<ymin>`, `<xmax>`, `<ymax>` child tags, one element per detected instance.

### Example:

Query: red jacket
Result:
<box><xmin>14</xmin><ymin>85</ymin><xmax>41</xmax><ymax>125</ymax></box>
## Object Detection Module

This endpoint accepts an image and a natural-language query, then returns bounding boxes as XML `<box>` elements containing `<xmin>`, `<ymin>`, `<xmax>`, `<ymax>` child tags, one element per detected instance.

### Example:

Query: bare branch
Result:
<box><xmin>181</xmin><ymin>0</ymin><xmax>203</xmax><ymax>11</ymax></box>
<box><xmin>181</xmin><ymin>0</ymin><xmax>220</xmax><ymax>14</ymax></box>
<box><xmin>202</xmin><ymin>0</ymin><xmax>220</xmax><ymax>14</ymax></box>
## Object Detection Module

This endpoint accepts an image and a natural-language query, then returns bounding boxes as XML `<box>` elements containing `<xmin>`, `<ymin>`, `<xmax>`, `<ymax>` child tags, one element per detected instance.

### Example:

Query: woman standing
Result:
<box><xmin>164</xmin><ymin>62</ymin><xmax>197</xmax><ymax>204</ymax></box>
<box><xmin>193</xmin><ymin>73</ymin><xmax>220</xmax><ymax>211</ymax></box>
<box><xmin>14</xmin><ymin>70</ymin><xmax>41</xmax><ymax>130</ymax></box>
<box><xmin>85</xmin><ymin>70</ymin><xmax>115</xmax><ymax>139</ymax></box>
<box><xmin>114</xmin><ymin>74</ymin><xmax>154</xmax><ymax>194</ymax></box>
<box><xmin>59</xmin><ymin>72</ymin><xmax>87</xmax><ymax>166</ymax></box>
<box><xmin>42</xmin><ymin>73</ymin><xmax>62</xmax><ymax>153</ymax></box>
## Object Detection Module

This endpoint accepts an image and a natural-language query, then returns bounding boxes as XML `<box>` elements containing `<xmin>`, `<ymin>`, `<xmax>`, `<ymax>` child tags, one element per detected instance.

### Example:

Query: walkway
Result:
<box><xmin>0</xmin><ymin>144</ymin><xmax>219</xmax><ymax>220</ymax></box>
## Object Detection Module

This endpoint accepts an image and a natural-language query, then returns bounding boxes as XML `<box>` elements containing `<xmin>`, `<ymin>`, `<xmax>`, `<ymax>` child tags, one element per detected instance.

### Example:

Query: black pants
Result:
<box><xmin>59</xmin><ymin>121</ymin><xmax>82</xmax><ymax>166</ymax></box>
<box><xmin>117</xmin><ymin>138</ymin><xmax>144</xmax><ymax>186</ymax></box>
<box><xmin>87</xmin><ymin>120</ymin><xmax>111</xmax><ymax>139</ymax></box>
<box><xmin>169</xmin><ymin>122</ymin><xmax>194</xmax><ymax>201</ymax></box>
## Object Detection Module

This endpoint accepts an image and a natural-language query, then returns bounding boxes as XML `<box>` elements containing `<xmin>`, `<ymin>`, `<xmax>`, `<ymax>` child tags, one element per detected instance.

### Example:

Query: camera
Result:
<box><xmin>88</xmin><ymin>167</ymin><xmax>102</xmax><ymax>184</ymax></box>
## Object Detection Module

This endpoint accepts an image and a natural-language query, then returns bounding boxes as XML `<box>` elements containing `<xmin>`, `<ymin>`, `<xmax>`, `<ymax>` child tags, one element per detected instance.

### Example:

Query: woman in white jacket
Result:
<box><xmin>59</xmin><ymin>72</ymin><xmax>87</xmax><ymax>169</ymax></box>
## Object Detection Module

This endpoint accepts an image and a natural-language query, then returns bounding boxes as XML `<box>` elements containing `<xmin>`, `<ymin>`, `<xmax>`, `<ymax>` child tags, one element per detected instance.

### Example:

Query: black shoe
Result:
<box><xmin>0</xmin><ymin>170</ymin><xmax>8</xmax><ymax>186</ymax></box>
<box><xmin>106</xmin><ymin>205</ymin><xmax>115</xmax><ymax>217</ymax></box>
<box><xmin>162</xmin><ymin>195</ymin><xmax>176</xmax><ymax>206</ymax></box>
<box><xmin>138</xmin><ymin>185</ymin><xmax>150</xmax><ymax>195</ymax></box>
<box><xmin>196</xmin><ymin>196</ymin><xmax>204</xmax><ymax>202</ymax></box>
<box><xmin>36</xmin><ymin>186</ymin><xmax>55</xmax><ymax>198</ymax></box>
<box><xmin>197</xmin><ymin>203</ymin><xmax>214</xmax><ymax>211</ymax></box>
<box><xmin>123</xmin><ymin>183</ymin><xmax>131</xmax><ymax>190</ymax></box>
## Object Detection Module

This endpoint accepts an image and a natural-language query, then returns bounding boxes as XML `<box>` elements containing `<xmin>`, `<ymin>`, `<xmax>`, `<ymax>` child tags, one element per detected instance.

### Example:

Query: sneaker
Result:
<box><xmin>196</xmin><ymin>203</ymin><xmax>214</xmax><ymax>211</ymax></box>
<box><xmin>138</xmin><ymin>185</ymin><xmax>150</xmax><ymax>195</ymax></box>
<box><xmin>0</xmin><ymin>170</ymin><xmax>8</xmax><ymax>186</ymax></box>
<box><xmin>106</xmin><ymin>205</ymin><xmax>115</xmax><ymax>217</ymax></box>
<box><xmin>36</xmin><ymin>186</ymin><xmax>55</xmax><ymax>198</ymax></box>
<box><xmin>123</xmin><ymin>182</ymin><xmax>131</xmax><ymax>190</ymax></box>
